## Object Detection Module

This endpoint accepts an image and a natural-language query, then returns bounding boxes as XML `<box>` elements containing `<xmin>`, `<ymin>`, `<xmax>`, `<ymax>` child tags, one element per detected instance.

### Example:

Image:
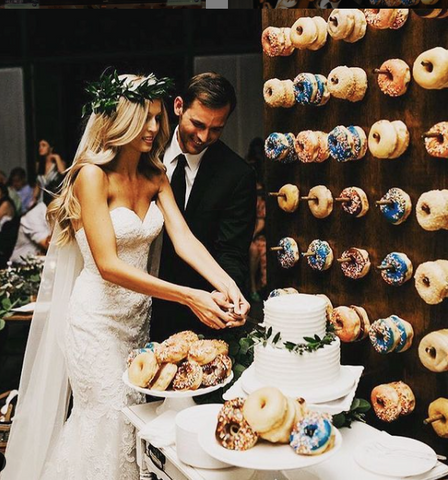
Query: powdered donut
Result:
<box><xmin>290</xmin><ymin>17</ymin><xmax>318</xmax><ymax>49</ymax></box>
<box><xmin>327</xmin><ymin>9</ymin><xmax>355</xmax><ymax>40</ymax></box>
<box><xmin>419</xmin><ymin>330</ymin><xmax>448</xmax><ymax>373</ymax></box>
<box><xmin>327</xmin><ymin>66</ymin><xmax>355</xmax><ymax>99</ymax></box>
<box><xmin>345</xmin><ymin>10</ymin><xmax>367</xmax><ymax>43</ymax></box>
<box><xmin>416</xmin><ymin>190</ymin><xmax>448</xmax><ymax>231</ymax></box>
<box><xmin>128</xmin><ymin>351</ymin><xmax>159</xmax><ymax>388</ymax></box>
<box><xmin>305</xmin><ymin>239</ymin><xmax>334</xmax><ymax>271</ymax></box>
<box><xmin>243</xmin><ymin>386</ymin><xmax>288</xmax><ymax>433</ymax></box>
<box><xmin>379</xmin><ymin>252</ymin><xmax>413</xmax><ymax>286</ymax></box>
<box><xmin>424</xmin><ymin>122</ymin><xmax>448</xmax><ymax>158</ymax></box>
<box><xmin>307</xmin><ymin>185</ymin><xmax>334</xmax><ymax>219</ymax></box>
<box><xmin>216</xmin><ymin>398</ymin><xmax>259</xmax><ymax>451</ymax></box>
<box><xmin>188</xmin><ymin>339</ymin><xmax>219</xmax><ymax>365</ymax></box>
<box><xmin>339</xmin><ymin>187</ymin><xmax>369</xmax><ymax>218</ymax></box>
<box><xmin>172</xmin><ymin>361</ymin><xmax>203</xmax><ymax>390</ymax></box>
<box><xmin>275</xmin><ymin>237</ymin><xmax>300</xmax><ymax>269</ymax></box>
<box><xmin>377</xmin><ymin>59</ymin><xmax>411</xmax><ymax>97</ymax></box>
<box><xmin>413</xmin><ymin>47</ymin><xmax>448</xmax><ymax>90</ymax></box>
<box><xmin>414</xmin><ymin>260</ymin><xmax>448</xmax><ymax>305</ymax></box>
<box><xmin>150</xmin><ymin>363</ymin><xmax>178</xmax><ymax>391</ymax></box>
<box><xmin>378</xmin><ymin>188</ymin><xmax>412</xmax><ymax>225</ymax></box>
<box><xmin>263</xmin><ymin>79</ymin><xmax>296</xmax><ymax>108</ymax></box>
<box><xmin>389</xmin><ymin>120</ymin><xmax>410</xmax><ymax>159</ymax></box>
<box><xmin>368</xmin><ymin>120</ymin><xmax>398</xmax><ymax>159</ymax></box>
<box><xmin>277</xmin><ymin>184</ymin><xmax>300</xmax><ymax>213</ymax></box>
<box><xmin>340</xmin><ymin>247</ymin><xmax>371</xmax><ymax>279</ymax></box>
<box><xmin>348</xmin><ymin>67</ymin><xmax>368</xmax><ymax>102</ymax></box>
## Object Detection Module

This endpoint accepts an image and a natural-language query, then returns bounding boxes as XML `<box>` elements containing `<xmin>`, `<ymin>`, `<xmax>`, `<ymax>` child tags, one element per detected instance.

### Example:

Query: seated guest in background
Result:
<box><xmin>0</xmin><ymin>169</ymin><xmax>22</xmax><ymax>214</ymax></box>
<box><xmin>0</xmin><ymin>183</ymin><xmax>17</xmax><ymax>232</ymax></box>
<box><xmin>10</xmin><ymin>191</ymin><xmax>51</xmax><ymax>264</ymax></box>
<box><xmin>33</xmin><ymin>138</ymin><xmax>66</xmax><ymax>205</ymax></box>
<box><xmin>8</xmin><ymin>167</ymin><xmax>34</xmax><ymax>214</ymax></box>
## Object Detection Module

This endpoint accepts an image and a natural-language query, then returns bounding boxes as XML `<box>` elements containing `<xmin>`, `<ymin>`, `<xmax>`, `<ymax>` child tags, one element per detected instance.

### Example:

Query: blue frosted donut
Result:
<box><xmin>314</xmin><ymin>74</ymin><xmax>330</xmax><ymax>107</ymax></box>
<box><xmin>293</xmin><ymin>73</ymin><xmax>317</xmax><ymax>105</ymax></box>
<box><xmin>389</xmin><ymin>315</ymin><xmax>409</xmax><ymax>353</ymax></box>
<box><xmin>306</xmin><ymin>239</ymin><xmax>333</xmax><ymax>271</ymax></box>
<box><xmin>369</xmin><ymin>318</ymin><xmax>400</xmax><ymax>354</ymax></box>
<box><xmin>328</xmin><ymin>126</ymin><xmax>357</xmax><ymax>162</ymax></box>
<box><xmin>264</xmin><ymin>132</ymin><xmax>296</xmax><ymax>164</ymax></box>
<box><xmin>347</xmin><ymin>125</ymin><xmax>363</xmax><ymax>160</ymax></box>
<box><xmin>290</xmin><ymin>412</ymin><xmax>333</xmax><ymax>455</ymax></box>
<box><xmin>380</xmin><ymin>252</ymin><xmax>413</xmax><ymax>286</ymax></box>
<box><xmin>277</xmin><ymin>237</ymin><xmax>300</xmax><ymax>269</ymax></box>
<box><xmin>379</xmin><ymin>188</ymin><xmax>412</xmax><ymax>225</ymax></box>
<box><xmin>268</xmin><ymin>287</ymin><xmax>299</xmax><ymax>299</ymax></box>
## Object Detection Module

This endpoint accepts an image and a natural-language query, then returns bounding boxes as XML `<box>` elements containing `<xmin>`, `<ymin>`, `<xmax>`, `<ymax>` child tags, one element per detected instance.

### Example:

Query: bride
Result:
<box><xmin>3</xmin><ymin>71</ymin><xmax>249</xmax><ymax>480</ymax></box>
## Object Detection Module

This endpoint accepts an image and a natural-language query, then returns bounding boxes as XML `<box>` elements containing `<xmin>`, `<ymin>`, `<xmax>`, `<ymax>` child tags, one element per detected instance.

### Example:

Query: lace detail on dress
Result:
<box><xmin>41</xmin><ymin>202</ymin><xmax>164</xmax><ymax>480</ymax></box>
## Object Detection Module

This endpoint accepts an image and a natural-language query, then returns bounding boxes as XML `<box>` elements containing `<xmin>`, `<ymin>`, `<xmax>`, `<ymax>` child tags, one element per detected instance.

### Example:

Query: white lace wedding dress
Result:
<box><xmin>41</xmin><ymin>202</ymin><xmax>164</xmax><ymax>480</ymax></box>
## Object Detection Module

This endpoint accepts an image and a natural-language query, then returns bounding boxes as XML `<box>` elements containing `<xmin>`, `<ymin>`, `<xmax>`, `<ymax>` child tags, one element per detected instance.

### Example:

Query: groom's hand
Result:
<box><xmin>211</xmin><ymin>290</ymin><xmax>248</xmax><ymax>328</ymax></box>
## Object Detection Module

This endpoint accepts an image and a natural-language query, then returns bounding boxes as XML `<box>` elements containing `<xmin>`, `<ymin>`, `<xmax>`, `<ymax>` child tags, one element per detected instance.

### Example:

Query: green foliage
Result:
<box><xmin>332</xmin><ymin>398</ymin><xmax>371</xmax><ymax>429</ymax></box>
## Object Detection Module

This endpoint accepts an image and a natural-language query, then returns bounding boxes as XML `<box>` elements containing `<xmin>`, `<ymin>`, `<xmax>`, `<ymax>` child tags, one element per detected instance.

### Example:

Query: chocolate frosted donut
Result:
<box><xmin>379</xmin><ymin>252</ymin><xmax>413</xmax><ymax>286</ymax></box>
<box><xmin>340</xmin><ymin>247</ymin><xmax>371</xmax><ymax>279</ymax></box>
<box><xmin>339</xmin><ymin>187</ymin><xmax>369</xmax><ymax>218</ymax></box>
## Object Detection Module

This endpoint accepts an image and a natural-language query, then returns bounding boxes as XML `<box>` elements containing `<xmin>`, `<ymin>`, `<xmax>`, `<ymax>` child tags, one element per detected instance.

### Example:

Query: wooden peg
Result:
<box><xmin>335</xmin><ymin>197</ymin><xmax>350</xmax><ymax>202</ymax></box>
<box><xmin>424</xmin><ymin>414</ymin><xmax>444</xmax><ymax>425</ymax></box>
<box><xmin>376</xmin><ymin>200</ymin><xmax>393</xmax><ymax>206</ymax></box>
<box><xmin>270</xmin><ymin>246</ymin><xmax>283</xmax><ymax>252</ymax></box>
<box><xmin>301</xmin><ymin>196</ymin><xmax>318</xmax><ymax>202</ymax></box>
<box><xmin>373</xmin><ymin>69</ymin><xmax>390</xmax><ymax>75</ymax></box>
<box><xmin>268</xmin><ymin>192</ymin><xmax>286</xmax><ymax>198</ymax></box>
<box><xmin>337</xmin><ymin>257</ymin><xmax>351</xmax><ymax>263</ymax></box>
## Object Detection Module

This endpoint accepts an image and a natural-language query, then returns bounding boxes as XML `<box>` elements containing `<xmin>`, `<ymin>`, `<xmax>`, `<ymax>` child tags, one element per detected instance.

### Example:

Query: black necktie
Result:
<box><xmin>171</xmin><ymin>154</ymin><xmax>187</xmax><ymax>212</ymax></box>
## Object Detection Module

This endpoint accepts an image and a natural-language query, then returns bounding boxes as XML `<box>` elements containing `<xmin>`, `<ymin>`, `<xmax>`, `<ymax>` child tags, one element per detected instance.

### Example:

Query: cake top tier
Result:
<box><xmin>264</xmin><ymin>293</ymin><xmax>328</xmax><ymax>313</ymax></box>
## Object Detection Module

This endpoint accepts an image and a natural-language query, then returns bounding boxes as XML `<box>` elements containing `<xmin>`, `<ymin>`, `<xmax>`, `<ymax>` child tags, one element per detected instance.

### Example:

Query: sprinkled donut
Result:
<box><xmin>328</xmin><ymin>125</ymin><xmax>366</xmax><ymax>162</ymax></box>
<box><xmin>370</xmin><ymin>315</ymin><xmax>414</xmax><ymax>354</ymax></box>
<box><xmin>378</xmin><ymin>188</ymin><xmax>412</xmax><ymax>225</ymax></box>
<box><xmin>390</xmin><ymin>381</ymin><xmax>415</xmax><ymax>416</ymax></box>
<box><xmin>172</xmin><ymin>361</ymin><xmax>203</xmax><ymax>391</ymax></box>
<box><xmin>188</xmin><ymin>339</ymin><xmax>219</xmax><ymax>365</ymax></box>
<box><xmin>156</xmin><ymin>338</ymin><xmax>190</xmax><ymax>364</ymax></box>
<box><xmin>304</xmin><ymin>239</ymin><xmax>334</xmax><ymax>271</ymax></box>
<box><xmin>330</xmin><ymin>305</ymin><xmax>370</xmax><ymax>342</ymax></box>
<box><xmin>294</xmin><ymin>73</ymin><xmax>318</xmax><ymax>105</ymax></box>
<box><xmin>376</xmin><ymin>59</ymin><xmax>411</xmax><ymax>97</ymax></box>
<box><xmin>419</xmin><ymin>329</ymin><xmax>448</xmax><ymax>373</ymax></box>
<box><xmin>339</xmin><ymin>247</ymin><xmax>371</xmax><ymax>279</ymax></box>
<box><xmin>414</xmin><ymin>260</ymin><xmax>448</xmax><ymax>305</ymax></box>
<box><xmin>290</xmin><ymin>412</ymin><xmax>334</xmax><ymax>456</ymax></box>
<box><xmin>263</xmin><ymin>79</ymin><xmax>296</xmax><ymax>108</ymax></box>
<box><xmin>261</xmin><ymin>27</ymin><xmax>295</xmax><ymax>57</ymax></box>
<box><xmin>379</xmin><ymin>252</ymin><xmax>413</xmax><ymax>286</ymax></box>
<box><xmin>424</xmin><ymin>122</ymin><xmax>448</xmax><ymax>158</ymax></box>
<box><xmin>390</xmin><ymin>9</ymin><xmax>410</xmax><ymax>30</ymax></box>
<box><xmin>339</xmin><ymin>187</ymin><xmax>369</xmax><ymax>218</ymax></box>
<box><xmin>275</xmin><ymin>237</ymin><xmax>300</xmax><ymax>269</ymax></box>
<box><xmin>265</xmin><ymin>132</ymin><xmax>297</xmax><ymax>164</ymax></box>
<box><xmin>167</xmin><ymin>330</ymin><xmax>199</xmax><ymax>346</ymax></box>
<box><xmin>201</xmin><ymin>354</ymin><xmax>231</xmax><ymax>387</ymax></box>
<box><xmin>390</xmin><ymin>315</ymin><xmax>414</xmax><ymax>353</ymax></box>
<box><xmin>216</xmin><ymin>398</ymin><xmax>259</xmax><ymax>451</ymax></box>
<box><xmin>268</xmin><ymin>287</ymin><xmax>299</xmax><ymax>299</ymax></box>
<box><xmin>371</xmin><ymin>383</ymin><xmax>402</xmax><ymax>422</ymax></box>
<box><xmin>294</xmin><ymin>131</ymin><xmax>329</xmax><ymax>163</ymax></box>
<box><xmin>365</xmin><ymin>9</ymin><xmax>400</xmax><ymax>30</ymax></box>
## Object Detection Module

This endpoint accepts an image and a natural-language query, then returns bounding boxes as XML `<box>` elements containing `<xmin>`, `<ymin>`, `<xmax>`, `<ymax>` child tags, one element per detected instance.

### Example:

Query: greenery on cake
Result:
<box><xmin>239</xmin><ymin>322</ymin><xmax>337</xmax><ymax>356</ymax></box>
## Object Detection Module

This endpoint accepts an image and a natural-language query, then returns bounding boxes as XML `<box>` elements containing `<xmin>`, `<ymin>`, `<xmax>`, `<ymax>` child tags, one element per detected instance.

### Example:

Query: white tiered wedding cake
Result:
<box><xmin>241</xmin><ymin>293</ymin><xmax>356</xmax><ymax>403</ymax></box>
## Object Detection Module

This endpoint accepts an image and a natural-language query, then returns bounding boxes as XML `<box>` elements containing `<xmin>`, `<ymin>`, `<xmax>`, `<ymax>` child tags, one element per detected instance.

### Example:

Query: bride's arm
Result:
<box><xmin>157</xmin><ymin>172</ymin><xmax>250</xmax><ymax>317</ymax></box>
<box><xmin>73</xmin><ymin>164</ymin><xmax>233</xmax><ymax>329</ymax></box>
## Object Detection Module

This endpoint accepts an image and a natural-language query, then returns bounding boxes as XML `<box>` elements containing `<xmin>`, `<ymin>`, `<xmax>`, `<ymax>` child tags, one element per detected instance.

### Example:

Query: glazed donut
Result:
<box><xmin>339</xmin><ymin>187</ymin><xmax>369</xmax><ymax>218</ymax></box>
<box><xmin>128</xmin><ymin>351</ymin><xmax>159</xmax><ymax>388</ymax></box>
<box><xmin>304</xmin><ymin>239</ymin><xmax>334</xmax><ymax>271</ymax></box>
<box><xmin>268</xmin><ymin>287</ymin><xmax>299</xmax><ymax>298</ymax></box>
<box><xmin>294</xmin><ymin>131</ymin><xmax>329</xmax><ymax>163</ymax></box>
<box><xmin>419</xmin><ymin>330</ymin><xmax>448</xmax><ymax>372</ymax></box>
<box><xmin>345</xmin><ymin>10</ymin><xmax>367</xmax><ymax>44</ymax></box>
<box><xmin>167</xmin><ymin>330</ymin><xmax>199</xmax><ymax>346</ymax></box>
<box><xmin>308</xmin><ymin>17</ymin><xmax>328</xmax><ymax>52</ymax></box>
<box><xmin>216</xmin><ymin>398</ymin><xmax>259</xmax><ymax>451</ymax></box>
<box><xmin>188</xmin><ymin>339</ymin><xmax>219</xmax><ymax>365</ymax></box>
<box><xmin>327</xmin><ymin>66</ymin><xmax>355</xmax><ymax>100</ymax></box>
<box><xmin>413</xmin><ymin>47</ymin><xmax>448</xmax><ymax>90</ymax></box>
<box><xmin>364</xmin><ymin>9</ymin><xmax>398</xmax><ymax>29</ymax></box>
<box><xmin>126</xmin><ymin>345</ymin><xmax>158</xmax><ymax>367</ymax></box>
<box><xmin>156</xmin><ymin>339</ymin><xmax>189</xmax><ymax>364</ymax></box>
<box><xmin>339</xmin><ymin>247</ymin><xmax>371</xmax><ymax>279</ymax></box>
<box><xmin>212</xmin><ymin>340</ymin><xmax>229</xmax><ymax>356</ymax></box>
<box><xmin>389</xmin><ymin>9</ymin><xmax>410</xmax><ymax>30</ymax></box>
<box><xmin>330</xmin><ymin>305</ymin><xmax>370</xmax><ymax>342</ymax></box>
<box><xmin>263</xmin><ymin>79</ymin><xmax>296</xmax><ymax>108</ymax></box>
<box><xmin>414</xmin><ymin>260</ymin><xmax>448</xmax><ymax>305</ymax></box>
<box><xmin>261</xmin><ymin>27</ymin><xmax>295</xmax><ymax>57</ymax></box>
<box><xmin>265</xmin><ymin>132</ymin><xmax>296</xmax><ymax>164</ymax></box>
<box><xmin>416</xmin><ymin>190</ymin><xmax>448</xmax><ymax>231</ymax></box>
<box><xmin>377</xmin><ymin>59</ymin><xmax>411</xmax><ymax>97</ymax></box>
<box><xmin>260</xmin><ymin>396</ymin><xmax>297</xmax><ymax>444</ymax></box>
<box><xmin>201</xmin><ymin>354</ymin><xmax>230</xmax><ymax>387</ymax></box>
<box><xmin>428</xmin><ymin>398</ymin><xmax>448</xmax><ymax>438</ymax></box>
<box><xmin>150</xmin><ymin>363</ymin><xmax>178</xmax><ymax>391</ymax></box>
<box><xmin>290</xmin><ymin>17</ymin><xmax>318</xmax><ymax>49</ymax></box>
<box><xmin>390</xmin><ymin>381</ymin><xmax>415</xmax><ymax>416</ymax></box>
<box><xmin>327</xmin><ymin>9</ymin><xmax>355</xmax><ymax>40</ymax></box>
<box><xmin>275</xmin><ymin>237</ymin><xmax>300</xmax><ymax>269</ymax></box>
<box><xmin>243</xmin><ymin>386</ymin><xmax>288</xmax><ymax>433</ymax></box>
<box><xmin>290</xmin><ymin>412</ymin><xmax>334</xmax><ymax>455</ymax></box>
<box><xmin>371</xmin><ymin>383</ymin><xmax>402</xmax><ymax>422</ymax></box>
<box><xmin>379</xmin><ymin>252</ymin><xmax>413</xmax><ymax>286</ymax></box>
<box><xmin>307</xmin><ymin>186</ymin><xmax>334</xmax><ymax>219</ymax></box>
<box><xmin>378</xmin><ymin>188</ymin><xmax>412</xmax><ymax>225</ymax></box>
<box><xmin>172</xmin><ymin>361</ymin><xmax>203</xmax><ymax>390</ymax></box>
<box><xmin>424</xmin><ymin>122</ymin><xmax>448</xmax><ymax>158</ymax></box>
<box><xmin>276</xmin><ymin>184</ymin><xmax>300</xmax><ymax>213</ymax></box>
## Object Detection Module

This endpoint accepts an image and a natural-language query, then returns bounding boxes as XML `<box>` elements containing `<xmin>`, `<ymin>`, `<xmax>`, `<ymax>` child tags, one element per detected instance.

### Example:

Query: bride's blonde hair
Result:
<box><xmin>47</xmin><ymin>74</ymin><xmax>170</xmax><ymax>246</ymax></box>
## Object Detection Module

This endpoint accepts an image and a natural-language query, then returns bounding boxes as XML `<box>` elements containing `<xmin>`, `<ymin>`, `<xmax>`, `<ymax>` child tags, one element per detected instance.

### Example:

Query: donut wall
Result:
<box><xmin>262</xmin><ymin>9</ymin><xmax>448</xmax><ymax>450</ymax></box>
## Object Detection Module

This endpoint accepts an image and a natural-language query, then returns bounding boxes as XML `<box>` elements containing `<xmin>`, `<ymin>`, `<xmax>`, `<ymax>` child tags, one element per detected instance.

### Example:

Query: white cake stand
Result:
<box><xmin>122</xmin><ymin>370</ymin><xmax>234</xmax><ymax>415</ymax></box>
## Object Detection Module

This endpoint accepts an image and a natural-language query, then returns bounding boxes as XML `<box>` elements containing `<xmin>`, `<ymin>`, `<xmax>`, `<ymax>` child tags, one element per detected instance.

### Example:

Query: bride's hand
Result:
<box><xmin>213</xmin><ymin>284</ymin><xmax>250</xmax><ymax>328</ymax></box>
<box><xmin>187</xmin><ymin>289</ymin><xmax>235</xmax><ymax>330</ymax></box>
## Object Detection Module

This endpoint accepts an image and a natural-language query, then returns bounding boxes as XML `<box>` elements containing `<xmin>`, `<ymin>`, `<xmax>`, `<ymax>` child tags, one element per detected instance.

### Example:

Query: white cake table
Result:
<box><xmin>122</xmin><ymin>401</ymin><xmax>448</xmax><ymax>480</ymax></box>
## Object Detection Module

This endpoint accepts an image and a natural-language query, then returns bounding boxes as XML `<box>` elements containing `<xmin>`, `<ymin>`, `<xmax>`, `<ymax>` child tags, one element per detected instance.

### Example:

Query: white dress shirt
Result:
<box><xmin>162</xmin><ymin>126</ymin><xmax>208</xmax><ymax>207</ymax></box>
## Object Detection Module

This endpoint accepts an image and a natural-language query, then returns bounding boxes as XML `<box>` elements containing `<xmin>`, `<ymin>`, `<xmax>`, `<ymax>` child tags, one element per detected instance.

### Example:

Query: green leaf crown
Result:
<box><xmin>82</xmin><ymin>69</ymin><xmax>175</xmax><ymax>118</ymax></box>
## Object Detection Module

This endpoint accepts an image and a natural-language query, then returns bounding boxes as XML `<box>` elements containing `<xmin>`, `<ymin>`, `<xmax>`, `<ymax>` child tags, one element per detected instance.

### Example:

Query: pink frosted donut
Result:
<box><xmin>261</xmin><ymin>27</ymin><xmax>295</xmax><ymax>57</ymax></box>
<box><xmin>364</xmin><ymin>9</ymin><xmax>397</xmax><ymax>29</ymax></box>
<box><xmin>294</xmin><ymin>130</ymin><xmax>329</xmax><ymax>163</ymax></box>
<box><xmin>424</xmin><ymin>122</ymin><xmax>448</xmax><ymax>158</ymax></box>
<box><xmin>377</xmin><ymin>59</ymin><xmax>411</xmax><ymax>97</ymax></box>
<box><xmin>389</xmin><ymin>9</ymin><xmax>409</xmax><ymax>30</ymax></box>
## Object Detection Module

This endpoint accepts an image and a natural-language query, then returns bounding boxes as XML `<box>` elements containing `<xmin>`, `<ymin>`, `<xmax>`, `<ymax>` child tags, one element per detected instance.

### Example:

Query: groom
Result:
<box><xmin>150</xmin><ymin>72</ymin><xmax>257</xmax><ymax>341</ymax></box>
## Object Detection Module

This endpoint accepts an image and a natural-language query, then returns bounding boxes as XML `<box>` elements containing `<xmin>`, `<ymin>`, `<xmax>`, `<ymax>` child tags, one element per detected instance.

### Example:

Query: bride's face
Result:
<box><xmin>129</xmin><ymin>100</ymin><xmax>162</xmax><ymax>154</ymax></box>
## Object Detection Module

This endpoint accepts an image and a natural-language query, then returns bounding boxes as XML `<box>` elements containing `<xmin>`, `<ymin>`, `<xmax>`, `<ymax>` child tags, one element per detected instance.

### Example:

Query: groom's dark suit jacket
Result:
<box><xmin>150</xmin><ymin>138</ymin><xmax>257</xmax><ymax>341</ymax></box>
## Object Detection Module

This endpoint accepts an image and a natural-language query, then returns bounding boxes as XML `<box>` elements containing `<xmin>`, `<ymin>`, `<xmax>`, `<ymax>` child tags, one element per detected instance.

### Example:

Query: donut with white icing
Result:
<box><xmin>413</xmin><ymin>47</ymin><xmax>448</xmax><ymax>90</ymax></box>
<box><xmin>419</xmin><ymin>330</ymin><xmax>448</xmax><ymax>373</ymax></box>
<box><xmin>416</xmin><ymin>190</ymin><xmax>448</xmax><ymax>231</ymax></box>
<box><xmin>263</xmin><ymin>79</ymin><xmax>296</xmax><ymax>108</ymax></box>
<box><xmin>414</xmin><ymin>260</ymin><xmax>448</xmax><ymax>305</ymax></box>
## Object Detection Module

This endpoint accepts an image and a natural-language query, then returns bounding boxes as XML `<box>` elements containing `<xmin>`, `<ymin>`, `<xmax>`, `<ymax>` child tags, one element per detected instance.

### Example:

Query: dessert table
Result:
<box><xmin>122</xmin><ymin>401</ymin><xmax>448</xmax><ymax>480</ymax></box>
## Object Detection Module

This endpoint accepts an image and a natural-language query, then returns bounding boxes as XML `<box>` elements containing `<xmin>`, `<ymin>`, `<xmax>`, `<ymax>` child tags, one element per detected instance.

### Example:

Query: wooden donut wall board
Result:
<box><xmin>263</xmin><ymin>9</ymin><xmax>448</xmax><ymax>451</ymax></box>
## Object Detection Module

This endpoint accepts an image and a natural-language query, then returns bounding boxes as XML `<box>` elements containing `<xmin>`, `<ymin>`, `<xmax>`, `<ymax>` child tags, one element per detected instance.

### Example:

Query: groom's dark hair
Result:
<box><xmin>182</xmin><ymin>72</ymin><xmax>237</xmax><ymax>115</ymax></box>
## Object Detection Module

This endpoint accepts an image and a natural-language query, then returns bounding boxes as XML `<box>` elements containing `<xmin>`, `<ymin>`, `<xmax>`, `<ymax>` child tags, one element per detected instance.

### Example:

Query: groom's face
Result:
<box><xmin>175</xmin><ymin>97</ymin><xmax>230</xmax><ymax>155</ymax></box>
